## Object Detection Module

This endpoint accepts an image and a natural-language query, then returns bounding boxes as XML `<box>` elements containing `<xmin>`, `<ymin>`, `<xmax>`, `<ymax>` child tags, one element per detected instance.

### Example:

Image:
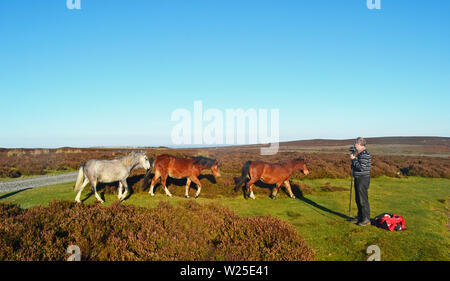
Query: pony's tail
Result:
<box><xmin>150</xmin><ymin>157</ymin><xmax>156</xmax><ymax>170</ymax></box>
<box><xmin>235</xmin><ymin>161</ymin><xmax>252</xmax><ymax>191</ymax></box>
<box><xmin>74</xmin><ymin>165</ymin><xmax>85</xmax><ymax>192</ymax></box>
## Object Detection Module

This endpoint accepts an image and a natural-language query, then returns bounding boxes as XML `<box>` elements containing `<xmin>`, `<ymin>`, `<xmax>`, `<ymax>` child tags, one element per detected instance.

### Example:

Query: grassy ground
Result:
<box><xmin>0</xmin><ymin>176</ymin><xmax>448</xmax><ymax>261</ymax></box>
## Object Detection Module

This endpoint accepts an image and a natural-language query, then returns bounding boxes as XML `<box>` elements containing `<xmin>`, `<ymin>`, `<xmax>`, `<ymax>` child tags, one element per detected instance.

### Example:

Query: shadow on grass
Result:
<box><xmin>298</xmin><ymin>196</ymin><xmax>350</xmax><ymax>220</ymax></box>
<box><xmin>233</xmin><ymin>178</ymin><xmax>351</xmax><ymax>220</ymax></box>
<box><xmin>0</xmin><ymin>188</ymin><xmax>31</xmax><ymax>200</ymax></box>
<box><xmin>233</xmin><ymin>178</ymin><xmax>310</xmax><ymax>199</ymax></box>
<box><xmin>292</xmin><ymin>183</ymin><xmax>351</xmax><ymax>220</ymax></box>
<box><xmin>79</xmin><ymin>174</ymin><xmax>146</xmax><ymax>203</ymax></box>
<box><xmin>80</xmin><ymin>172</ymin><xmax>218</xmax><ymax>202</ymax></box>
<box><xmin>141</xmin><ymin>173</ymin><xmax>218</xmax><ymax>194</ymax></box>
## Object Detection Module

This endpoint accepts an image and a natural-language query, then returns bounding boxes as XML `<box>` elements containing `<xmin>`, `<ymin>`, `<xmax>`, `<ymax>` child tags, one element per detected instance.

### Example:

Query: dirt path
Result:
<box><xmin>0</xmin><ymin>172</ymin><xmax>78</xmax><ymax>193</ymax></box>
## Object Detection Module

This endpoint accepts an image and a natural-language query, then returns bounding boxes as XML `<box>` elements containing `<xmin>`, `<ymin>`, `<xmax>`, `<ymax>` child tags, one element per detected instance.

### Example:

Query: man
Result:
<box><xmin>350</xmin><ymin>137</ymin><xmax>372</xmax><ymax>226</ymax></box>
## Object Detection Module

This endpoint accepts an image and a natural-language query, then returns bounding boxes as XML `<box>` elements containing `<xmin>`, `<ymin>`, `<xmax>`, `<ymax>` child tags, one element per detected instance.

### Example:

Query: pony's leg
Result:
<box><xmin>185</xmin><ymin>178</ymin><xmax>192</xmax><ymax>198</ymax></box>
<box><xmin>92</xmin><ymin>181</ymin><xmax>104</xmax><ymax>204</ymax></box>
<box><xmin>247</xmin><ymin>179</ymin><xmax>258</xmax><ymax>200</ymax></box>
<box><xmin>284</xmin><ymin>180</ymin><xmax>296</xmax><ymax>199</ymax></box>
<box><xmin>271</xmin><ymin>183</ymin><xmax>282</xmax><ymax>200</ymax></box>
<box><xmin>118</xmin><ymin>182</ymin><xmax>123</xmax><ymax>199</ymax></box>
<box><xmin>161</xmin><ymin>174</ymin><xmax>172</xmax><ymax>197</ymax></box>
<box><xmin>75</xmin><ymin>178</ymin><xmax>89</xmax><ymax>203</ymax></box>
<box><xmin>120</xmin><ymin>180</ymin><xmax>129</xmax><ymax>201</ymax></box>
<box><xmin>191</xmin><ymin>177</ymin><xmax>202</xmax><ymax>198</ymax></box>
<box><xmin>248</xmin><ymin>185</ymin><xmax>256</xmax><ymax>200</ymax></box>
<box><xmin>149</xmin><ymin>171</ymin><xmax>161</xmax><ymax>196</ymax></box>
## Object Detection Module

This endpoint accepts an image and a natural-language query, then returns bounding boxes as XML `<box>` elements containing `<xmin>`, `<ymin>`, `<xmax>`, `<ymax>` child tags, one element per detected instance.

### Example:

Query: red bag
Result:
<box><xmin>372</xmin><ymin>213</ymin><xmax>408</xmax><ymax>231</ymax></box>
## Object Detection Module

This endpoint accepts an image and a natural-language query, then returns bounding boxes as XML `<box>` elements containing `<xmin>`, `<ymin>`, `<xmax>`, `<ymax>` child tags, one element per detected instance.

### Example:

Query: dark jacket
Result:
<box><xmin>352</xmin><ymin>149</ymin><xmax>371</xmax><ymax>177</ymax></box>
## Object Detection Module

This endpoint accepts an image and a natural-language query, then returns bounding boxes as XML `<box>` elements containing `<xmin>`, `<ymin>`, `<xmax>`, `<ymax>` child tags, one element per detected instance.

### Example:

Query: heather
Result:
<box><xmin>0</xmin><ymin>200</ymin><xmax>314</xmax><ymax>261</ymax></box>
<box><xmin>1</xmin><ymin>145</ymin><xmax>450</xmax><ymax>180</ymax></box>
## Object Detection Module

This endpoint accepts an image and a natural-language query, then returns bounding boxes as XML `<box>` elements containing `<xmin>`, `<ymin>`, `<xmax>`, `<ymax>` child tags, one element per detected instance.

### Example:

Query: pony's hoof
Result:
<box><xmin>185</xmin><ymin>195</ymin><xmax>190</xmax><ymax>199</ymax></box>
<box><xmin>271</xmin><ymin>195</ymin><xmax>277</xmax><ymax>200</ymax></box>
<box><xmin>150</xmin><ymin>193</ymin><xmax>155</xmax><ymax>197</ymax></box>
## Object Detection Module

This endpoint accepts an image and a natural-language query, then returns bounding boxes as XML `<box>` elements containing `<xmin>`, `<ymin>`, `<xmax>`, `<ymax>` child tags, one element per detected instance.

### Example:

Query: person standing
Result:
<box><xmin>350</xmin><ymin>137</ymin><xmax>372</xmax><ymax>226</ymax></box>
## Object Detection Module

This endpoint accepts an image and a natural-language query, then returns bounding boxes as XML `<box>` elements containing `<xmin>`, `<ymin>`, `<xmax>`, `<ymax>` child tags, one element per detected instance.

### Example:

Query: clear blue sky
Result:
<box><xmin>0</xmin><ymin>0</ymin><xmax>449</xmax><ymax>148</ymax></box>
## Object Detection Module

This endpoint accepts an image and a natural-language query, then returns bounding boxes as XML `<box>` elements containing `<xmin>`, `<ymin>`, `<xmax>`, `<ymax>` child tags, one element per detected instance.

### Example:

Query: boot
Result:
<box><xmin>357</xmin><ymin>219</ymin><xmax>371</xmax><ymax>226</ymax></box>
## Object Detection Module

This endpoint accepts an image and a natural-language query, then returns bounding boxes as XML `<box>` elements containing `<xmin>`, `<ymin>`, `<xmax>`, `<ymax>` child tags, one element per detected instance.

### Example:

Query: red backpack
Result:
<box><xmin>372</xmin><ymin>213</ymin><xmax>408</xmax><ymax>231</ymax></box>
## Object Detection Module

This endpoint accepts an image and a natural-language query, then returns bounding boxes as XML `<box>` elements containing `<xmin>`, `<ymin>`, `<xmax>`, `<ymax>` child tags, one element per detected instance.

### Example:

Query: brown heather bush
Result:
<box><xmin>0</xmin><ymin>201</ymin><xmax>314</xmax><ymax>261</ymax></box>
<box><xmin>0</xmin><ymin>146</ymin><xmax>449</xmax><ymax>180</ymax></box>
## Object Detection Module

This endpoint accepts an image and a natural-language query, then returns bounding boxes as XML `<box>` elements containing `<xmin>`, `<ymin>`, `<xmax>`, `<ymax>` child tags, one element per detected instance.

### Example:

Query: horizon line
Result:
<box><xmin>1</xmin><ymin>135</ymin><xmax>448</xmax><ymax>150</ymax></box>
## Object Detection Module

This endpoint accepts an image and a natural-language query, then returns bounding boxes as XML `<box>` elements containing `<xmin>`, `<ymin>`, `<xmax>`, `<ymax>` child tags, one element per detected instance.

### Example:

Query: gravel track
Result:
<box><xmin>0</xmin><ymin>172</ymin><xmax>79</xmax><ymax>193</ymax></box>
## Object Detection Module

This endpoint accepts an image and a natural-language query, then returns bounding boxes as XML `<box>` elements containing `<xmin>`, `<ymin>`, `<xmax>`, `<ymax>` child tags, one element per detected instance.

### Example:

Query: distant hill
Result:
<box><xmin>275</xmin><ymin>136</ymin><xmax>450</xmax><ymax>157</ymax></box>
<box><xmin>281</xmin><ymin>136</ymin><xmax>450</xmax><ymax>147</ymax></box>
<box><xmin>211</xmin><ymin>137</ymin><xmax>450</xmax><ymax>158</ymax></box>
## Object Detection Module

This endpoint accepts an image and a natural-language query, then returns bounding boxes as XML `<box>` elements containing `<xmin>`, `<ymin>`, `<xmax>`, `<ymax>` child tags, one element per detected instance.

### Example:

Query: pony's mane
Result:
<box><xmin>193</xmin><ymin>156</ymin><xmax>217</xmax><ymax>168</ymax></box>
<box><xmin>117</xmin><ymin>151</ymin><xmax>145</xmax><ymax>166</ymax></box>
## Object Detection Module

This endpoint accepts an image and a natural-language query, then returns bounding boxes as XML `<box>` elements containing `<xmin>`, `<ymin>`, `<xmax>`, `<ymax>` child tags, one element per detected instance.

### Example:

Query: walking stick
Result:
<box><xmin>348</xmin><ymin>146</ymin><xmax>357</xmax><ymax>220</ymax></box>
<box><xmin>348</xmin><ymin>168</ymin><xmax>353</xmax><ymax>218</ymax></box>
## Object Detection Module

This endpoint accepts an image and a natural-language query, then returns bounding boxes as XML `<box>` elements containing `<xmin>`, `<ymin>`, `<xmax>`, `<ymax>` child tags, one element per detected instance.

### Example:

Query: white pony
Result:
<box><xmin>74</xmin><ymin>152</ymin><xmax>153</xmax><ymax>203</ymax></box>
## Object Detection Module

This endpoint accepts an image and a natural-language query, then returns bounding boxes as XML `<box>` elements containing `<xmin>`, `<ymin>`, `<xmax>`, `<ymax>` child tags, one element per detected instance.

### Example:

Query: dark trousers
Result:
<box><xmin>354</xmin><ymin>175</ymin><xmax>371</xmax><ymax>221</ymax></box>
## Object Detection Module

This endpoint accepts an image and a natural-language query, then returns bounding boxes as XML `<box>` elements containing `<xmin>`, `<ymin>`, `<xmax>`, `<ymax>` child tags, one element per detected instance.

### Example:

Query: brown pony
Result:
<box><xmin>143</xmin><ymin>154</ymin><xmax>221</xmax><ymax>198</ymax></box>
<box><xmin>234</xmin><ymin>158</ymin><xmax>309</xmax><ymax>200</ymax></box>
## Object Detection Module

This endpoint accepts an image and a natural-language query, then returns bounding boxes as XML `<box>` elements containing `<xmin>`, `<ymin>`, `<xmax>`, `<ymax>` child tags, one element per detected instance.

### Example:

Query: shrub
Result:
<box><xmin>0</xmin><ymin>201</ymin><xmax>314</xmax><ymax>261</ymax></box>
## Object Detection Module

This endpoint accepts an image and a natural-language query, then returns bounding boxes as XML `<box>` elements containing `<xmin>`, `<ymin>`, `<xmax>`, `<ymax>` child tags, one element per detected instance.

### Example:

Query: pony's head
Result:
<box><xmin>136</xmin><ymin>152</ymin><xmax>152</xmax><ymax>170</ymax></box>
<box><xmin>211</xmin><ymin>160</ymin><xmax>221</xmax><ymax>178</ymax></box>
<box><xmin>194</xmin><ymin>156</ymin><xmax>221</xmax><ymax>178</ymax></box>
<box><xmin>293</xmin><ymin>157</ymin><xmax>309</xmax><ymax>175</ymax></box>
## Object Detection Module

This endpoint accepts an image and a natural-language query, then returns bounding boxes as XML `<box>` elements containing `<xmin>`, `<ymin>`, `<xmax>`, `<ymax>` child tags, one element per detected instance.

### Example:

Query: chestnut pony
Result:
<box><xmin>234</xmin><ymin>158</ymin><xmax>309</xmax><ymax>200</ymax></box>
<box><xmin>143</xmin><ymin>154</ymin><xmax>221</xmax><ymax>198</ymax></box>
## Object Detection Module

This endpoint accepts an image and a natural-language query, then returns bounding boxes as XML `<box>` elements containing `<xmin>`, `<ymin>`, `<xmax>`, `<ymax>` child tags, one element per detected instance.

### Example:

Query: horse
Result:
<box><xmin>74</xmin><ymin>151</ymin><xmax>153</xmax><ymax>203</ymax></box>
<box><xmin>143</xmin><ymin>154</ymin><xmax>221</xmax><ymax>198</ymax></box>
<box><xmin>234</xmin><ymin>158</ymin><xmax>309</xmax><ymax>200</ymax></box>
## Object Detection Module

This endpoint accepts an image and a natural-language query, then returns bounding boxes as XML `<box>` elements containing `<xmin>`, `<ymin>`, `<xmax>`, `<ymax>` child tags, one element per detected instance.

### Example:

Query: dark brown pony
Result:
<box><xmin>143</xmin><ymin>154</ymin><xmax>221</xmax><ymax>198</ymax></box>
<box><xmin>234</xmin><ymin>158</ymin><xmax>309</xmax><ymax>200</ymax></box>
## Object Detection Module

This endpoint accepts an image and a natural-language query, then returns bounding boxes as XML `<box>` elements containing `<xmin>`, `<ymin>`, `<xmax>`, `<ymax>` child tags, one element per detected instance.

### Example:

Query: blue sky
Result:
<box><xmin>0</xmin><ymin>0</ymin><xmax>449</xmax><ymax>148</ymax></box>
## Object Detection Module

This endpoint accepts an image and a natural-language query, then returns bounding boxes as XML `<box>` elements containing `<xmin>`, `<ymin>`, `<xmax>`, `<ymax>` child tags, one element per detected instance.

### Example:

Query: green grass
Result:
<box><xmin>0</xmin><ymin>176</ymin><xmax>448</xmax><ymax>261</ymax></box>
